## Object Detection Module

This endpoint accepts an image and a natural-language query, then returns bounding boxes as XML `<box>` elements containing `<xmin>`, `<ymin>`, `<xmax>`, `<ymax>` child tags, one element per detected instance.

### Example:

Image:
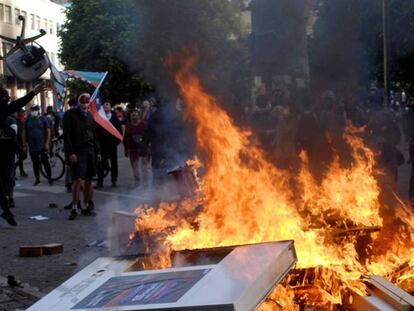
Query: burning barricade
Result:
<box><xmin>28</xmin><ymin>54</ymin><xmax>414</xmax><ymax>310</ymax></box>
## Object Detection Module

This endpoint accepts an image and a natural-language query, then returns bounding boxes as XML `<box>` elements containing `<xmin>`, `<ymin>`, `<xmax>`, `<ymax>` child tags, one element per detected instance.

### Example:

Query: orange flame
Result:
<box><xmin>134</xmin><ymin>52</ymin><xmax>414</xmax><ymax>308</ymax></box>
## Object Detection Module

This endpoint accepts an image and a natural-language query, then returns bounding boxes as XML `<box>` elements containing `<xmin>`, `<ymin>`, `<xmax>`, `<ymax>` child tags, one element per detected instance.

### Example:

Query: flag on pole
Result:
<box><xmin>64</xmin><ymin>70</ymin><xmax>107</xmax><ymax>88</ymax></box>
<box><xmin>89</xmin><ymin>72</ymin><xmax>123</xmax><ymax>141</ymax></box>
<box><xmin>50</xmin><ymin>63</ymin><xmax>67</xmax><ymax>110</ymax></box>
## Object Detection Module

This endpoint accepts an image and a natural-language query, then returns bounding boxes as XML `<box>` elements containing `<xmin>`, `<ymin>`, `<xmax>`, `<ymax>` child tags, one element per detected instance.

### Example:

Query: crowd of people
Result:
<box><xmin>1</xmin><ymin>81</ymin><xmax>414</xmax><ymax>226</ymax></box>
<box><xmin>0</xmin><ymin>86</ymin><xmax>168</xmax><ymax>225</ymax></box>
<box><xmin>247</xmin><ymin>86</ymin><xmax>414</xmax><ymax>206</ymax></box>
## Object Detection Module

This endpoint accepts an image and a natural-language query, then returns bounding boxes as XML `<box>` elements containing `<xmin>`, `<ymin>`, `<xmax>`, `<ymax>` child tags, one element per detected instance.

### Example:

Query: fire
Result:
<box><xmin>134</xmin><ymin>52</ymin><xmax>414</xmax><ymax>308</ymax></box>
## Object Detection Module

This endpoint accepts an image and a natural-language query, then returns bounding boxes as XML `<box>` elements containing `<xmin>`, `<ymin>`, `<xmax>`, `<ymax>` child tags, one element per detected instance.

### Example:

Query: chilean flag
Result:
<box><xmin>89</xmin><ymin>72</ymin><xmax>123</xmax><ymax>141</ymax></box>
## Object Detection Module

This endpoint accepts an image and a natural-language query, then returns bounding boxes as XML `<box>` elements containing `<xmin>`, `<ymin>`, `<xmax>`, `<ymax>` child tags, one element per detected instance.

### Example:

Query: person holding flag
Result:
<box><xmin>96</xmin><ymin>100</ymin><xmax>123</xmax><ymax>188</ymax></box>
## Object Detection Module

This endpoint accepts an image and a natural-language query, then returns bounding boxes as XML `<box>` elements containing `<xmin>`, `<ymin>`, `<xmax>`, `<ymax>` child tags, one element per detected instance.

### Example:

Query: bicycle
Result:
<box><xmin>40</xmin><ymin>137</ymin><xmax>65</xmax><ymax>181</ymax></box>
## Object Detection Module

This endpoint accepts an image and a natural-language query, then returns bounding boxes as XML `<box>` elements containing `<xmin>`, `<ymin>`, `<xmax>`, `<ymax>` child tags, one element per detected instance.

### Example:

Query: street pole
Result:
<box><xmin>383</xmin><ymin>0</ymin><xmax>389</xmax><ymax>106</ymax></box>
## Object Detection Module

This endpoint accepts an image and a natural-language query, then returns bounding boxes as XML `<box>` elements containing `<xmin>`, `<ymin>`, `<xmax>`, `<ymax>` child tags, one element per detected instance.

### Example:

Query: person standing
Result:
<box><xmin>0</xmin><ymin>82</ymin><xmax>46</xmax><ymax>226</ymax></box>
<box><xmin>15</xmin><ymin>109</ymin><xmax>28</xmax><ymax>178</ymax></box>
<box><xmin>123</xmin><ymin>109</ymin><xmax>149</xmax><ymax>186</ymax></box>
<box><xmin>96</xmin><ymin>101</ymin><xmax>122</xmax><ymax>188</ymax></box>
<box><xmin>63</xmin><ymin>93</ymin><xmax>101</xmax><ymax>220</ymax></box>
<box><xmin>44</xmin><ymin>105</ymin><xmax>61</xmax><ymax>139</ymax></box>
<box><xmin>23</xmin><ymin>105</ymin><xmax>52</xmax><ymax>185</ymax></box>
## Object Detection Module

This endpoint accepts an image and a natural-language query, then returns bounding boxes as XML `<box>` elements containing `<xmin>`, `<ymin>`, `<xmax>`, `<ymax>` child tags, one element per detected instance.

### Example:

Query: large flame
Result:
<box><xmin>134</xmin><ymin>53</ymin><xmax>414</xmax><ymax>308</ymax></box>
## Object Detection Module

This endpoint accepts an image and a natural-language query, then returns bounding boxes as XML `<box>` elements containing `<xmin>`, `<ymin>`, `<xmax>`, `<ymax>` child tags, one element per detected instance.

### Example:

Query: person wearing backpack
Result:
<box><xmin>23</xmin><ymin>105</ymin><xmax>52</xmax><ymax>185</ymax></box>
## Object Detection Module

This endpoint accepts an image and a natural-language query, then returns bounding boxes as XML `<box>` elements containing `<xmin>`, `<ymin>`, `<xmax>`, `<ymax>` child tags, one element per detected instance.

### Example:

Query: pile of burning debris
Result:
<box><xmin>27</xmin><ymin>54</ymin><xmax>414</xmax><ymax>310</ymax></box>
<box><xmin>131</xmin><ymin>54</ymin><xmax>414</xmax><ymax>310</ymax></box>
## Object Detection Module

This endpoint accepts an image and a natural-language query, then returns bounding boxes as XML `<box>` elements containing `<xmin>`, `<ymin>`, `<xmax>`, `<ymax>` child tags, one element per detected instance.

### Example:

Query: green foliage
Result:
<box><xmin>310</xmin><ymin>0</ymin><xmax>414</xmax><ymax>95</ymax></box>
<box><xmin>59</xmin><ymin>0</ymin><xmax>249</xmax><ymax>103</ymax></box>
<box><xmin>59</xmin><ymin>0</ymin><xmax>151</xmax><ymax>102</ymax></box>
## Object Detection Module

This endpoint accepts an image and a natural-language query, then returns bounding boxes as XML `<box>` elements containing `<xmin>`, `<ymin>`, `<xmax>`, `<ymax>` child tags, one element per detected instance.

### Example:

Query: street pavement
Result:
<box><xmin>0</xmin><ymin>151</ymin><xmax>158</xmax><ymax>310</ymax></box>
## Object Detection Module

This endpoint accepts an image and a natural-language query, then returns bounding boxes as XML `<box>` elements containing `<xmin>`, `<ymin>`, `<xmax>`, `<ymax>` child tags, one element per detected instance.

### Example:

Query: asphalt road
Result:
<box><xmin>0</xmin><ymin>149</ymin><xmax>156</xmax><ymax>298</ymax></box>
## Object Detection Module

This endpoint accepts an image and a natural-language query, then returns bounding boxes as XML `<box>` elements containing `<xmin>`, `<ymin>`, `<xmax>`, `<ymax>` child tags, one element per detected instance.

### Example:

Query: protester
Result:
<box><xmin>96</xmin><ymin>101</ymin><xmax>123</xmax><ymax>188</ymax></box>
<box><xmin>44</xmin><ymin>105</ymin><xmax>61</xmax><ymax>139</ymax></box>
<box><xmin>63</xmin><ymin>98</ymin><xmax>77</xmax><ymax>193</ymax></box>
<box><xmin>15</xmin><ymin>109</ymin><xmax>28</xmax><ymax>178</ymax></box>
<box><xmin>123</xmin><ymin>109</ymin><xmax>149</xmax><ymax>187</ymax></box>
<box><xmin>0</xmin><ymin>82</ymin><xmax>46</xmax><ymax>226</ymax></box>
<box><xmin>23</xmin><ymin>105</ymin><xmax>52</xmax><ymax>185</ymax></box>
<box><xmin>63</xmin><ymin>93</ymin><xmax>101</xmax><ymax>220</ymax></box>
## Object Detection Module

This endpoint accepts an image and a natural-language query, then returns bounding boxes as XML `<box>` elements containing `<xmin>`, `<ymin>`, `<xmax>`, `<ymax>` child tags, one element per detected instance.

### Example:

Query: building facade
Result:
<box><xmin>0</xmin><ymin>0</ymin><xmax>66</xmax><ymax>110</ymax></box>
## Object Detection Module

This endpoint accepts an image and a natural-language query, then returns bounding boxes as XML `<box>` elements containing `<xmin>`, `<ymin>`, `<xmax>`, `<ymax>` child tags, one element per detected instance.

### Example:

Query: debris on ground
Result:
<box><xmin>7</xmin><ymin>275</ymin><xmax>23</xmax><ymax>288</ymax></box>
<box><xmin>87</xmin><ymin>240</ymin><xmax>109</xmax><ymax>248</ymax></box>
<box><xmin>19</xmin><ymin>243</ymin><xmax>63</xmax><ymax>257</ymax></box>
<box><xmin>29</xmin><ymin>216</ymin><xmax>49</xmax><ymax>221</ymax></box>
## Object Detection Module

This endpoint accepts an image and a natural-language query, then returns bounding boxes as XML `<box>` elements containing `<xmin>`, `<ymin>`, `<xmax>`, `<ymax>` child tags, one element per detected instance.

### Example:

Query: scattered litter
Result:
<box><xmin>7</xmin><ymin>275</ymin><xmax>23</xmax><ymax>288</ymax></box>
<box><xmin>87</xmin><ymin>240</ymin><xmax>109</xmax><ymax>248</ymax></box>
<box><xmin>29</xmin><ymin>215</ymin><xmax>49</xmax><ymax>221</ymax></box>
<box><xmin>64</xmin><ymin>261</ymin><xmax>77</xmax><ymax>266</ymax></box>
<box><xmin>48</xmin><ymin>203</ymin><xmax>58</xmax><ymax>208</ymax></box>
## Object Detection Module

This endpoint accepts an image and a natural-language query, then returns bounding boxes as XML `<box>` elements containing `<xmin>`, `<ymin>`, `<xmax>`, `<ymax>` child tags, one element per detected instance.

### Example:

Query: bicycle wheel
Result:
<box><xmin>41</xmin><ymin>153</ymin><xmax>65</xmax><ymax>181</ymax></box>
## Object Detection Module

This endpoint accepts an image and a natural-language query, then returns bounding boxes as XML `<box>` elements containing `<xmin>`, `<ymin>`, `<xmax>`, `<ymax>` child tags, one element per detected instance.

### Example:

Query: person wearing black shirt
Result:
<box><xmin>0</xmin><ymin>82</ymin><xmax>46</xmax><ymax>226</ymax></box>
<box><xmin>63</xmin><ymin>93</ymin><xmax>101</xmax><ymax>220</ymax></box>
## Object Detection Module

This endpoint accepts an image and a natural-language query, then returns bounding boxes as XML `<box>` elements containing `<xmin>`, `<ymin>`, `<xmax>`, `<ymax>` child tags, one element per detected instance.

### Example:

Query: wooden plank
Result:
<box><xmin>42</xmin><ymin>243</ymin><xmax>63</xmax><ymax>255</ymax></box>
<box><xmin>19</xmin><ymin>245</ymin><xmax>43</xmax><ymax>257</ymax></box>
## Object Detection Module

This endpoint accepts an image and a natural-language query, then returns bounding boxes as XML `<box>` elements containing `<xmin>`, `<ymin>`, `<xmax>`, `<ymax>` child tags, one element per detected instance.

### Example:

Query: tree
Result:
<box><xmin>59</xmin><ymin>0</ymin><xmax>150</xmax><ymax>102</ymax></box>
<box><xmin>59</xmin><ymin>0</ymin><xmax>249</xmax><ymax>104</ymax></box>
<box><xmin>309</xmin><ymin>0</ymin><xmax>414</xmax><ymax>96</ymax></box>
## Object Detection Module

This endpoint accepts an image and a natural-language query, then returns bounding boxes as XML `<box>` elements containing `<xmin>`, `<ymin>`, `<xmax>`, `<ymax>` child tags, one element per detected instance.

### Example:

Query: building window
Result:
<box><xmin>43</xmin><ymin>18</ymin><xmax>48</xmax><ymax>31</ymax></box>
<box><xmin>51</xmin><ymin>52</ymin><xmax>56</xmax><ymax>64</ymax></box>
<box><xmin>5</xmin><ymin>5</ymin><xmax>12</xmax><ymax>23</ymax></box>
<box><xmin>0</xmin><ymin>4</ymin><xmax>4</xmax><ymax>22</ymax></box>
<box><xmin>36</xmin><ymin>15</ymin><xmax>40</xmax><ymax>30</ymax></box>
<box><xmin>30</xmin><ymin>14</ymin><xmax>35</xmax><ymax>29</ymax></box>
<box><xmin>14</xmin><ymin>8</ymin><xmax>20</xmax><ymax>25</ymax></box>
<box><xmin>56</xmin><ymin>23</ymin><xmax>60</xmax><ymax>34</ymax></box>
<box><xmin>49</xmin><ymin>20</ymin><xmax>53</xmax><ymax>34</ymax></box>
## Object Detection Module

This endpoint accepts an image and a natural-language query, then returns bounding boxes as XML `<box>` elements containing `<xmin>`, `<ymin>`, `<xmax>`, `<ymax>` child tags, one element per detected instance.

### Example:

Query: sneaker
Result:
<box><xmin>81</xmin><ymin>200</ymin><xmax>96</xmax><ymax>216</ymax></box>
<box><xmin>48</xmin><ymin>179</ymin><xmax>54</xmax><ymax>186</ymax></box>
<box><xmin>1</xmin><ymin>212</ymin><xmax>17</xmax><ymax>226</ymax></box>
<box><xmin>68</xmin><ymin>209</ymin><xmax>78</xmax><ymax>220</ymax></box>
<box><xmin>64</xmin><ymin>201</ymin><xmax>81</xmax><ymax>210</ymax></box>
<box><xmin>33</xmin><ymin>180</ymin><xmax>40</xmax><ymax>186</ymax></box>
<box><xmin>111</xmin><ymin>181</ymin><xmax>117</xmax><ymax>188</ymax></box>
